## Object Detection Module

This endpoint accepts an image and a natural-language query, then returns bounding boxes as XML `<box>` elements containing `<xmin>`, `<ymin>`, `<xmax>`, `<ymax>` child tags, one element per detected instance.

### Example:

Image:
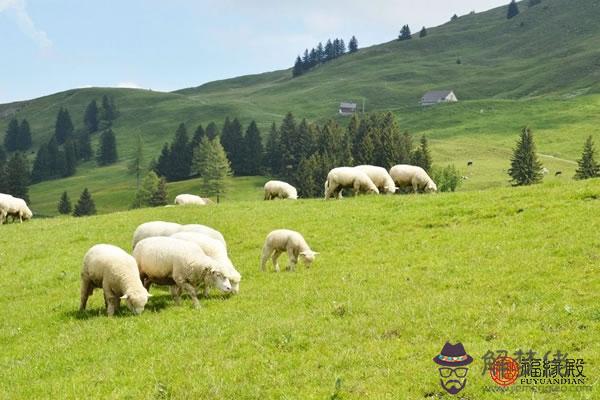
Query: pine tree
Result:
<box><xmin>63</xmin><ymin>140</ymin><xmax>78</xmax><ymax>177</ymax></box>
<box><xmin>319</xmin><ymin>119</ymin><xmax>353</xmax><ymax>166</ymax></box>
<box><xmin>508</xmin><ymin>127</ymin><xmax>543</xmax><ymax>186</ymax></box>
<box><xmin>4</xmin><ymin>118</ymin><xmax>19</xmax><ymax>152</ymax></box>
<box><xmin>265</xmin><ymin>122</ymin><xmax>281</xmax><ymax>174</ymax></box>
<box><xmin>205</xmin><ymin>122</ymin><xmax>219</xmax><ymax>140</ymax></box>
<box><xmin>376</xmin><ymin>112</ymin><xmax>402</xmax><ymax>168</ymax></box>
<box><xmin>278</xmin><ymin>112</ymin><xmax>298</xmax><ymax>180</ymax></box>
<box><xmin>0</xmin><ymin>145</ymin><xmax>6</xmax><ymax>165</ymax></box>
<box><xmin>292</xmin><ymin>56</ymin><xmax>304</xmax><ymax>77</ymax></box>
<box><xmin>574</xmin><ymin>136</ymin><xmax>600</xmax><ymax>180</ymax></box>
<box><xmin>302</xmin><ymin>49</ymin><xmax>310</xmax><ymax>68</ymax></box>
<box><xmin>16</xmin><ymin>119</ymin><xmax>32</xmax><ymax>151</ymax></box>
<box><xmin>316</xmin><ymin>42</ymin><xmax>325</xmax><ymax>61</ymax></box>
<box><xmin>309</xmin><ymin>48</ymin><xmax>318</xmax><ymax>68</ymax></box>
<box><xmin>412</xmin><ymin>135</ymin><xmax>432</xmax><ymax>173</ymax></box>
<box><xmin>132</xmin><ymin>170</ymin><xmax>164</xmax><ymax>208</ymax></box>
<box><xmin>349</xmin><ymin>36</ymin><xmax>358</xmax><ymax>53</ymax></box>
<box><xmin>168</xmin><ymin>123</ymin><xmax>192</xmax><ymax>180</ymax></box>
<box><xmin>150</xmin><ymin>176</ymin><xmax>168</xmax><ymax>207</ymax></box>
<box><xmin>325</xmin><ymin>39</ymin><xmax>334</xmax><ymax>60</ymax></box>
<box><xmin>55</xmin><ymin>107</ymin><xmax>74</xmax><ymax>145</ymax></box>
<box><xmin>295</xmin><ymin>155</ymin><xmax>320</xmax><ymax>198</ymax></box>
<box><xmin>73</xmin><ymin>188</ymin><xmax>96</xmax><ymax>217</ymax></box>
<box><xmin>507</xmin><ymin>0</ymin><xmax>520</xmax><ymax>19</ymax></box>
<box><xmin>84</xmin><ymin>99</ymin><xmax>99</xmax><ymax>133</ymax></box>
<box><xmin>78</xmin><ymin>130</ymin><xmax>93</xmax><ymax>161</ymax></box>
<box><xmin>419</xmin><ymin>27</ymin><xmax>428</xmax><ymax>38</ymax></box>
<box><xmin>192</xmin><ymin>124</ymin><xmax>206</xmax><ymax>149</ymax></box>
<box><xmin>193</xmin><ymin>137</ymin><xmax>232</xmax><ymax>203</ymax></box>
<box><xmin>398</xmin><ymin>131</ymin><xmax>414</xmax><ymax>164</ymax></box>
<box><xmin>339</xmin><ymin>39</ymin><xmax>346</xmax><ymax>55</ymax></box>
<box><xmin>243</xmin><ymin>120</ymin><xmax>264</xmax><ymax>175</ymax></box>
<box><xmin>353</xmin><ymin>116</ymin><xmax>376</xmax><ymax>164</ymax></box>
<box><xmin>5</xmin><ymin>152</ymin><xmax>30</xmax><ymax>201</ymax></box>
<box><xmin>57</xmin><ymin>191</ymin><xmax>72</xmax><ymax>214</ymax></box>
<box><xmin>0</xmin><ymin>164</ymin><xmax>6</xmax><ymax>194</ymax></box>
<box><xmin>220</xmin><ymin>118</ymin><xmax>244</xmax><ymax>175</ymax></box>
<box><xmin>398</xmin><ymin>25</ymin><xmax>412</xmax><ymax>41</ymax></box>
<box><xmin>155</xmin><ymin>143</ymin><xmax>171</xmax><ymax>179</ymax></box>
<box><xmin>333</xmin><ymin>39</ymin><xmax>340</xmax><ymax>58</ymax></box>
<box><xmin>100</xmin><ymin>95</ymin><xmax>116</xmax><ymax>123</ymax></box>
<box><xmin>31</xmin><ymin>144</ymin><xmax>50</xmax><ymax>183</ymax></box>
<box><xmin>451</xmin><ymin>14</ymin><xmax>459</xmax><ymax>21</ymax></box>
<box><xmin>47</xmin><ymin>137</ymin><xmax>65</xmax><ymax>177</ymax></box>
<box><xmin>128</xmin><ymin>134</ymin><xmax>145</xmax><ymax>190</ymax></box>
<box><xmin>96</xmin><ymin>129</ymin><xmax>118</xmax><ymax>166</ymax></box>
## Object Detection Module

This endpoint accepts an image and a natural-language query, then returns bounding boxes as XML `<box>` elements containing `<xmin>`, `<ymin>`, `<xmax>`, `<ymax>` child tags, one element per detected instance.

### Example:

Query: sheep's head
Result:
<box><xmin>121</xmin><ymin>291</ymin><xmax>152</xmax><ymax>315</ymax></box>
<box><xmin>299</xmin><ymin>250</ymin><xmax>319</xmax><ymax>265</ymax></box>
<box><xmin>425</xmin><ymin>181</ymin><xmax>438</xmax><ymax>193</ymax></box>
<box><xmin>384</xmin><ymin>185</ymin><xmax>398</xmax><ymax>194</ymax></box>
<box><xmin>209</xmin><ymin>269</ymin><xmax>232</xmax><ymax>293</ymax></box>
<box><xmin>23</xmin><ymin>209</ymin><xmax>33</xmax><ymax>220</ymax></box>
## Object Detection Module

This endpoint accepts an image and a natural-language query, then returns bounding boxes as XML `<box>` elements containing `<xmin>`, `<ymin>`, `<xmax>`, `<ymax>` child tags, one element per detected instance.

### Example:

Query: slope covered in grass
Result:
<box><xmin>1</xmin><ymin>179</ymin><xmax>599</xmax><ymax>399</ymax></box>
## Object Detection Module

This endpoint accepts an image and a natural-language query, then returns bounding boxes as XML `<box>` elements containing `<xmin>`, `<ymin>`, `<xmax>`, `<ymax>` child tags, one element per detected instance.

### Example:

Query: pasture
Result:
<box><xmin>1</xmin><ymin>179</ymin><xmax>598</xmax><ymax>399</ymax></box>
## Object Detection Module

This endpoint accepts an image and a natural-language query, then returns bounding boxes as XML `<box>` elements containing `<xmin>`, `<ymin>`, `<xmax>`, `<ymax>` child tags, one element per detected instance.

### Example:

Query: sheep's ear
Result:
<box><xmin>120</xmin><ymin>294</ymin><xmax>129</xmax><ymax>300</ymax></box>
<box><xmin>147</xmin><ymin>293</ymin><xmax>153</xmax><ymax>297</ymax></box>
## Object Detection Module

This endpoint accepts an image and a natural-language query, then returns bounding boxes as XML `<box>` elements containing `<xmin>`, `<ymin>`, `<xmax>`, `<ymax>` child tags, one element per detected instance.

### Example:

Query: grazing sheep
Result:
<box><xmin>0</xmin><ymin>194</ymin><xmax>33</xmax><ymax>224</ymax></box>
<box><xmin>555</xmin><ymin>171</ymin><xmax>562</xmax><ymax>177</ymax></box>
<box><xmin>324</xmin><ymin>167</ymin><xmax>379</xmax><ymax>199</ymax></box>
<box><xmin>542</xmin><ymin>167</ymin><xmax>550</xmax><ymax>175</ymax></box>
<box><xmin>170</xmin><ymin>231</ymin><xmax>241</xmax><ymax>293</ymax></box>
<box><xmin>180</xmin><ymin>224</ymin><xmax>227</xmax><ymax>248</ymax></box>
<box><xmin>389</xmin><ymin>164</ymin><xmax>437</xmax><ymax>193</ymax></box>
<box><xmin>260</xmin><ymin>229</ymin><xmax>318</xmax><ymax>272</ymax></box>
<box><xmin>264</xmin><ymin>180</ymin><xmax>298</xmax><ymax>200</ymax></box>
<box><xmin>467</xmin><ymin>160</ymin><xmax>473</xmax><ymax>167</ymax></box>
<box><xmin>133</xmin><ymin>237</ymin><xmax>232</xmax><ymax>308</ymax></box>
<box><xmin>174</xmin><ymin>194</ymin><xmax>207</xmax><ymax>206</ymax></box>
<box><xmin>132</xmin><ymin>221</ymin><xmax>227</xmax><ymax>250</ymax></box>
<box><xmin>354</xmin><ymin>165</ymin><xmax>397</xmax><ymax>194</ymax></box>
<box><xmin>80</xmin><ymin>244</ymin><xmax>151</xmax><ymax>316</ymax></box>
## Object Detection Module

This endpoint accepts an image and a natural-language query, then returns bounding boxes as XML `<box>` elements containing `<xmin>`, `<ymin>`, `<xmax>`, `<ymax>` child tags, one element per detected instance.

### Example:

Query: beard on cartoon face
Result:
<box><xmin>440</xmin><ymin>377</ymin><xmax>467</xmax><ymax>395</ymax></box>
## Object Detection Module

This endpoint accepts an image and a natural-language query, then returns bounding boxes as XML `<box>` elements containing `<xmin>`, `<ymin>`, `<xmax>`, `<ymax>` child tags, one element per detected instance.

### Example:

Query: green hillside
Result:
<box><xmin>1</xmin><ymin>180</ymin><xmax>599</xmax><ymax>398</ymax></box>
<box><xmin>1</xmin><ymin>0</ymin><xmax>600</xmax><ymax>215</ymax></box>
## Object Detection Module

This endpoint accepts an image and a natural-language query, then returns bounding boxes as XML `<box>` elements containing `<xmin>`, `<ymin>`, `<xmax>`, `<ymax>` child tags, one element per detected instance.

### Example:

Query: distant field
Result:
<box><xmin>1</xmin><ymin>179</ymin><xmax>598</xmax><ymax>399</ymax></box>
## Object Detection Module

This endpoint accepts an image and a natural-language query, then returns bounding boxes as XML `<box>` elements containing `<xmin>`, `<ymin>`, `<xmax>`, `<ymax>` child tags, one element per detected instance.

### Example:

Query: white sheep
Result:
<box><xmin>264</xmin><ymin>180</ymin><xmax>298</xmax><ymax>200</ymax></box>
<box><xmin>80</xmin><ymin>244</ymin><xmax>151</xmax><ymax>316</ymax></box>
<box><xmin>174</xmin><ymin>194</ymin><xmax>207</xmax><ymax>206</ymax></box>
<box><xmin>324</xmin><ymin>167</ymin><xmax>379</xmax><ymax>199</ymax></box>
<box><xmin>354</xmin><ymin>165</ymin><xmax>397</xmax><ymax>194</ymax></box>
<box><xmin>389</xmin><ymin>164</ymin><xmax>437</xmax><ymax>193</ymax></box>
<box><xmin>260</xmin><ymin>229</ymin><xmax>318</xmax><ymax>272</ymax></box>
<box><xmin>170</xmin><ymin>231</ymin><xmax>241</xmax><ymax>294</ymax></box>
<box><xmin>132</xmin><ymin>221</ymin><xmax>227</xmax><ymax>250</ymax></box>
<box><xmin>133</xmin><ymin>236</ymin><xmax>232</xmax><ymax>308</ymax></box>
<box><xmin>0</xmin><ymin>194</ymin><xmax>33</xmax><ymax>224</ymax></box>
<box><xmin>180</xmin><ymin>224</ymin><xmax>227</xmax><ymax>247</ymax></box>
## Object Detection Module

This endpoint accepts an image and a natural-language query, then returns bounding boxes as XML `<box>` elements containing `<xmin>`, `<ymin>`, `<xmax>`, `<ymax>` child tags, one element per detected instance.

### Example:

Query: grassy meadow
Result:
<box><xmin>1</xmin><ymin>179</ymin><xmax>598</xmax><ymax>399</ymax></box>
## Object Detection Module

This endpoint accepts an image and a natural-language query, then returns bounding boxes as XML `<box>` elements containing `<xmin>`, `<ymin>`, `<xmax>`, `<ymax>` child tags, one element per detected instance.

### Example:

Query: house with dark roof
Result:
<box><xmin>420</xmin><ymin>90</ymin><xmax>458</xmax><ymax>106</ymax></box>
<box><xmin>338</xmin><ymin>102</ymin><xmax>357</xmax><ymax>116</ymax></box>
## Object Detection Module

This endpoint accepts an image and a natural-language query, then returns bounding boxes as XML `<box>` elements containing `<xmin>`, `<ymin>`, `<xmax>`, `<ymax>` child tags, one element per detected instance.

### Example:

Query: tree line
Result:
<box><xmin>292</xmin><ymin>36</ymin><xmax>358</xmax><ymax>78</ymax></box>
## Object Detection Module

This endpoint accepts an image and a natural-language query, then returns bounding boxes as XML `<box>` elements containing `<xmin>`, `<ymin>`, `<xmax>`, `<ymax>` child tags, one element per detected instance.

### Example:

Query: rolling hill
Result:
<box><xmin>1</xmin><ymin>0</ymin><xmax>600</xmax><ymax>215</ymax></box>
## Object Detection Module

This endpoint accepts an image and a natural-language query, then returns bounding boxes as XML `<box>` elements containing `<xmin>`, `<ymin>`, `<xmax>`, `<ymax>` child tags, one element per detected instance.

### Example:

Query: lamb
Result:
<box><xmin>264</xmin><ymin>180</ymin><xmax>298</xmax><ymax>200</ymax></box>
<box><xmin>174</xmin><ymin>194</ymin><xmax>207</xmax><ymax>206</ymax></box>
<box><xmin>389</xmin><ymin>164</ymin><xmax>437</xmax><ymax>193</ymax></box>
<box><xmin>133</xmin><ymin>236</ymin><xmax>232</xmax><ymax>308</ymax></box>
<box><xmin>79</xmin><ymin>244</ymin><xmax>151</xmax><ymax>316</ymax></box>
<box><xmin>0</xmin><ymin>194</ymin><xmax>33</xmax><ymax>224</ymax></box>
<box><xmin>170</xmin><ymin>231</ymin><xmax>241</xmax><ymax>294</ymax></box>
<box><xmin>354</xmin><ymin>165</ymin><xmax>397</xmax><ymax>194</ymax></box>
<box><xmin>260</xmin><ymin>229</ymin><xmax>318</xmax><ymax>272</ymax></box>
<box><xmin>324</xmin><ymin>167</ymin><xmax>379</xmax><ymax>199</ymax></box>
<box><xmin>131</xmin><ymin>221</ymin><xmax>227</xmax><ymax>250</ymax></box>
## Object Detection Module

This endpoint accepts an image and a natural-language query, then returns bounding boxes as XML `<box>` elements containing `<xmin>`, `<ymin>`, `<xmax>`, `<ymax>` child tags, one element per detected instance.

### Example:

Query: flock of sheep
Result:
<box><xmin>80</xmin><ymin>221</ymin><xmax>317</xmax><ymax>316</ymax></box>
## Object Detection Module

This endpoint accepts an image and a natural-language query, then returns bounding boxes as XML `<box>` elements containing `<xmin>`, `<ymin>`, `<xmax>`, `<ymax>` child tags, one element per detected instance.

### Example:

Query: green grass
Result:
<box><xmin>1</xmin><ymin>179</ymin><xmax>599</xmax><ymax>399</ymax></box>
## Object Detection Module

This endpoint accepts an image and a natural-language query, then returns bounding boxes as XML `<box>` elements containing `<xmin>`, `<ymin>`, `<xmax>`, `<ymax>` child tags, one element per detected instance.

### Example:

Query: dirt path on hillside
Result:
<box><xmin>538</xmin><ymin>153</ymin><xmax>577</xmax><ymax>165</ymax></box>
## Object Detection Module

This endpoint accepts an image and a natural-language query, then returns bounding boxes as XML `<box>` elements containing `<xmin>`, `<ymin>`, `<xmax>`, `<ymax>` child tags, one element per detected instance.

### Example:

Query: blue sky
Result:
<box><xmin>0</xmin><ymin>0</ymin><xmax>508</xmax><ymax>104</ymax></box>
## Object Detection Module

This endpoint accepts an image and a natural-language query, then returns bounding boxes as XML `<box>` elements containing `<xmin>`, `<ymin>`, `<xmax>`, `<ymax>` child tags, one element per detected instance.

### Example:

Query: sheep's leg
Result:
<box><xmin>180</xmin><ymin>282</ymin><xmax>200</xmax><ymax>308</ymax></box>
<box><xmin>105</xmin><ymin>293</ymin><xmax>118</xmax><ymax>316</ymax></box>
<box><xmin>170</xmin><ymin>285</ymin><xmax>182</xmax><ymax>305</ymax></box>
<box><xmin>412</xmin><ymin>181</ymin><xmax>419</xmax><ymax>193</ymax></box>
<box><xmin>79</xmin><ymin>278</ymin><xmax>92</xmax><ymax>311</ymax></box>
<box><xmin>260</xmin><ymin>245</ymin><xmax>272</xmax><ymax>271</ymax></box>
<box><xmin>286</xmin><ymin>248</ymin><xmax>298</xmax><ymax>271</ymax></box>
<box><xmin>272</xmin><ymin>250</ymin><xmax>282</xmax><ymax>272</ymax></box>
<box><xmin>141</xmin><ymin>273</ymin><xmax>152</xmax><ymax>291</ymax></box>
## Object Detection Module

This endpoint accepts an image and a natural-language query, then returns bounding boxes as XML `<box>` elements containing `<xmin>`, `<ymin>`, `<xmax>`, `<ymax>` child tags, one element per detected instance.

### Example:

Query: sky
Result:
<box><xmin>0</xmin><ymin>0</ymin><xmax>509</xmax><ymax>104</ymax></box>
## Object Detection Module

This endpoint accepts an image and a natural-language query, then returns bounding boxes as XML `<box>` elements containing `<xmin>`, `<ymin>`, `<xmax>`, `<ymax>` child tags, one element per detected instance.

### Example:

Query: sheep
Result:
<box><xmin>180</xmin><ymin>224</ymin><xmax>227</xmax><ymax>248</ymax></box>
<box><xmin>260</xmin><ymin>229</ymin><xmax>318</xmax><ymax>272</ymax></box>
<box><xmin>467</xmin><ymin>160</ymin><xmax>474</xmax><ymax>167</ymax></box>
<box><xmin>170</xmin><ymin>231</ymin><xmax>241</xmax><ymax>294</ymax></box>
<box><xmin>324</xmin><ymin>167</ymin><xmax>379</xmax><ymax>199</ymax></box>
<box><xmin>0</xmin><ymin>194</ymin><xmax>33</xmax><ymax>224</ymax></box>
<box><xmin>80</xmin><ymin>244</ymin><xmax>151</xmax><ymax>316</ymax></box>
<box><xmin>542</xmin><ymin>167</ymin><xmax>550</xmax><ymax>175</ymax></box>
<box><xmin>389</xmin><ymin>164</ymin><xmax>437</xmax><ymax>193</ymax></box>
<box><xmin>354</xmin><ymin>165</ymin><xmax>397</xmax><ymax>194</ymax></box>
<box><xmin>174</xmin><ymin>194</ymin><xmax>207</xmax><ymax>206</ymax></box>
<box><xmin>264</xmin><ymin>180</ymin><xmax>298</xmax><ymax>200</ymax></box>
<box><xmin>133</xmin><ymin>236</ymin><xmax>232</xmax><ymax>308</ymax></box>
<box><xmin>132</xmin><ymin>221</ymin><xmax>227</xmax><ymax>250</ymax></box>
<box><xmin>555</xmin><ymin>171</ymin><xmax>562</xmax><ymax>177</ymax></box>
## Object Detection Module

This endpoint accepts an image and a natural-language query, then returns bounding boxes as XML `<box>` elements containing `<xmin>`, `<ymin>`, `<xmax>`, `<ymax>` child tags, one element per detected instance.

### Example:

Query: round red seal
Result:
<box><xmin>489</xmin><ymin>356</ymin><xmax>519</xmax><ymax>386</ymax></box>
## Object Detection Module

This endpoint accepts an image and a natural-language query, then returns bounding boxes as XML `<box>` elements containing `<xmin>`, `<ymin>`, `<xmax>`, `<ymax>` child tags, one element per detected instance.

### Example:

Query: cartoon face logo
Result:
<box><xmin>433</xmin><ymin>342</ymin><xmax>473</xmax><ymax>395</ymax></box>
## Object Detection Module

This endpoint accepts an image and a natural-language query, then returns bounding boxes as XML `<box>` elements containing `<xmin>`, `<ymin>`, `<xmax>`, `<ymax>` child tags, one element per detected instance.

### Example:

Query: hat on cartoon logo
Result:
<box><xmin>433</xmin><ymin>342</ymin><xmax>473</xmax><ymax>395</ymax></box>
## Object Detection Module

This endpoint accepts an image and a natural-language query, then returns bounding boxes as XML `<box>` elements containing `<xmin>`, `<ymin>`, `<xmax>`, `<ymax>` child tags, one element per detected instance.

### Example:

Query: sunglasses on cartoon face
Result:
<box><xmin>438</xmin><ymin>367</ymin><xmax>468</xmax><ymax>378</ymax></box>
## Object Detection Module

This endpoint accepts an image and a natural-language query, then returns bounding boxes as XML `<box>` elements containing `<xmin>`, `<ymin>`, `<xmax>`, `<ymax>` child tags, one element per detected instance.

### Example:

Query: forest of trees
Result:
<box><xmin>292</xmin><ymin>36</ymin><xmax>358</xmax><ymax>77</ymax></box>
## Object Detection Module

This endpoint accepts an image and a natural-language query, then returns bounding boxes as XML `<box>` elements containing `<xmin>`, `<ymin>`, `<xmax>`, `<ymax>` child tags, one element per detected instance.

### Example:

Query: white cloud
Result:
<box><xmin>0</xmin><ymin>0</ymin><xmax>52</xmax><ymax>51</ymax></box>
<box><xmin>116</xmin><ymin>81</ymin><xmax>143</xmax><ymax>89</ymax></box>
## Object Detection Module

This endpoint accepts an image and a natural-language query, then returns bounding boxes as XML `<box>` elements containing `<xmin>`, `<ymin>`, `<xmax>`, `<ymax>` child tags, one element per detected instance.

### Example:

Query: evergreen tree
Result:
<box><xmin>168</xmin><ymin>123</ymin><xmax>192</xmax><ymax>180</ymax></box>
<box><xmin>100</xmin><ymin>95</ymin><xmax>116</xmax><ymax>123</ymax></box>
<box><xmin>96</xmin><ymin>129</ymin><xmax>118</xmax><ymax>166</ymax></box>
<box><xmin>333</xmin><ymin>39</ymin><xmax>340</xmax><ymax>58</ymax></box>
<box><xmin>78</xmin><ymin>130</ymin><xmax>93</xmax><ymax>161</ymax></box>
<box><xmin>84</xmin><ymin>99</ymin><xmax>99</xmax><ymax>133</ymax></box>
<box><xmin>155</xmin><ymin>143</ymin><xmax>171</xmax><ymax>179</ymax></box>
<box><xmin>316</xmin><ymin>42</ymin><xmax>325</xmax><ymax>61</ymax></box>
<box><xmin>0</xmin><ymin>145</ymin><xmax>6</xmax><ymax>165</ymax></box>
<box><xmin>192</xmin><ymin>137</ymin><xmax>232</xmax><ymax>203</ymax></box>
<box><xmin>309</xmin><ymin>48</ymin><xmax>318</xmax><ymax>68</ymax></box>
<box><xmin>0</xmin><ymin>164</ymin><xmax>6</xmax><ymax>194</ymax></box>
<box><xmin>63</xmin><ymin>140</ymin><xmax>78</xmax><ymax>177</ymax></box>
<box><xmin>319</xmin><ymin>119</ymin><xmax>352</xmax><ymax>167</ymax></box>
<box><xmin>325</xmin><ymin>39</ymin><xmax>334</xmax><ymax>60</ymax></box>
<box><xmin>295</xmin><ymin>155</ymin><xmax>320</xmax><ymax>198</ymax></box>
<box><xmin>5</xmin><ymin>152</ymin><xmax>30</xmax><ymax>201</ymax></box>
<box><xmin>376</xmin><ymin>112</ymin><xmax>402</xmax><ymax>168</ymax></box>
<box><xmin>507</xmin><ymin>0</ymin><xmax>520</xmax><ymax>19</ymax></box>
<box><xmin>353</xmin><ymin>116</ymin><xmax>376</xmax><ymax>164</ymax></box>
<box><xmin>419</xmin><ymin>27</ymin><xmax>428</xmax><ymax>38</ymax></box>
<box><xmin>16</xmin><ymin>119</ymin><xmax>32</xmax><ymax>151</ymax></box>
<box><xmin>192</xmin><ymin>124</ymin><xmax>206</xmax><ymax>149</ymax></box>
<box><xmin>302</xmin><ymin>49</ymin><xmax>310</xmax><ymax>67</ymax></box>
<box><xmin>131</xmin><ymin>170</ymin><xmax>164</xmax><ymax>208</ymax></box>
<box><xmin>243</xmin><ymin>120</ymin><xmax>264</xmax><ymax>175</ymax></box>
<box><xmin>55</xmin><ymin>107</ymin><xmax>74</xmax><ymax>145</ymax></box>
<box><xmin>265</xmin><ymin>122</ymin><xmax>281</xmax><ymax>174</ymax></box>
<box><xmin>292</xmin><ymin>56</ymin><xmax>304</xmax><ymax>77</ymax></box>
<box><xmin>205</xmin><ymin>122</ymin><xmax>219</xmax><ymax>140</ymax></box>
<box><xmin>47</xmin><ymin>137</ymin><xmax>65</xmax><ymax>177</ymax></box>
<box><xmin>31</xmin><ymin>144</ymin><xmax>51</xmax><ymax>183</ymax></box>
<box><xmin>451</xmin><ymin>14</ymin><xmax>459</xmax><ymax>21</ymax></box>
<box><xmin>57</xmin><ymin>191</ymin><xmax>72</xmax><ymax>214</ymax></box>
<box><xmin>220</xmin><ymin>118</ymin><xmax>244</xmax><ymax>175</ymax></box>
<box><xmin>508</xmin><ymin>127</ymin><xmax>543</xmax><ymax>186</ymax></box>
<box><xmin>349</xmin><ymin>36</ymin><xmax>358</xmax><ymax>53</ymax></box>
<box><xmin>128</xmin><ymin>134</ymin><xmax>145</xmax><ymax>190</ymax></box>
<box><xmin>574</xmin><ymin>136</ymin><xmax>600</xmax><ymax>180</ymax></box>
<box><xmin>278</xmin><ymin>112</ymin><xmax>299</xmax><ymax>180</ymax></box>
<box><xmin>412</xmin><ymin>135</ymin><xmax>432</xmax><ymax>173</ymax></box>
<box><xmin>73</xmin><ymin>188</ymin><xmax>96</xmax><ymax>217</ymax></box>
<box><xmin>339</xmin><ymin>39</ymin><xmax>346</xmax><ymax>55</ymax></box>
<box><xmin>398</xmin><ymin>131</ymin><xmax>414</xmax><ymax>164</ymax></box>
<box><xmin>150</xmin><ymin>176</ymin><xmax>168</xmax><ymax>207</ymax></box>
<box><xmin>398</xmin><ymin>25</ymin><xmax>412</xmax><ymax>41</ymax></box>
<box><xmin>4</xmin><ymin>118</ymin><xmax>19</xmax><ymax>152</ymax></box>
